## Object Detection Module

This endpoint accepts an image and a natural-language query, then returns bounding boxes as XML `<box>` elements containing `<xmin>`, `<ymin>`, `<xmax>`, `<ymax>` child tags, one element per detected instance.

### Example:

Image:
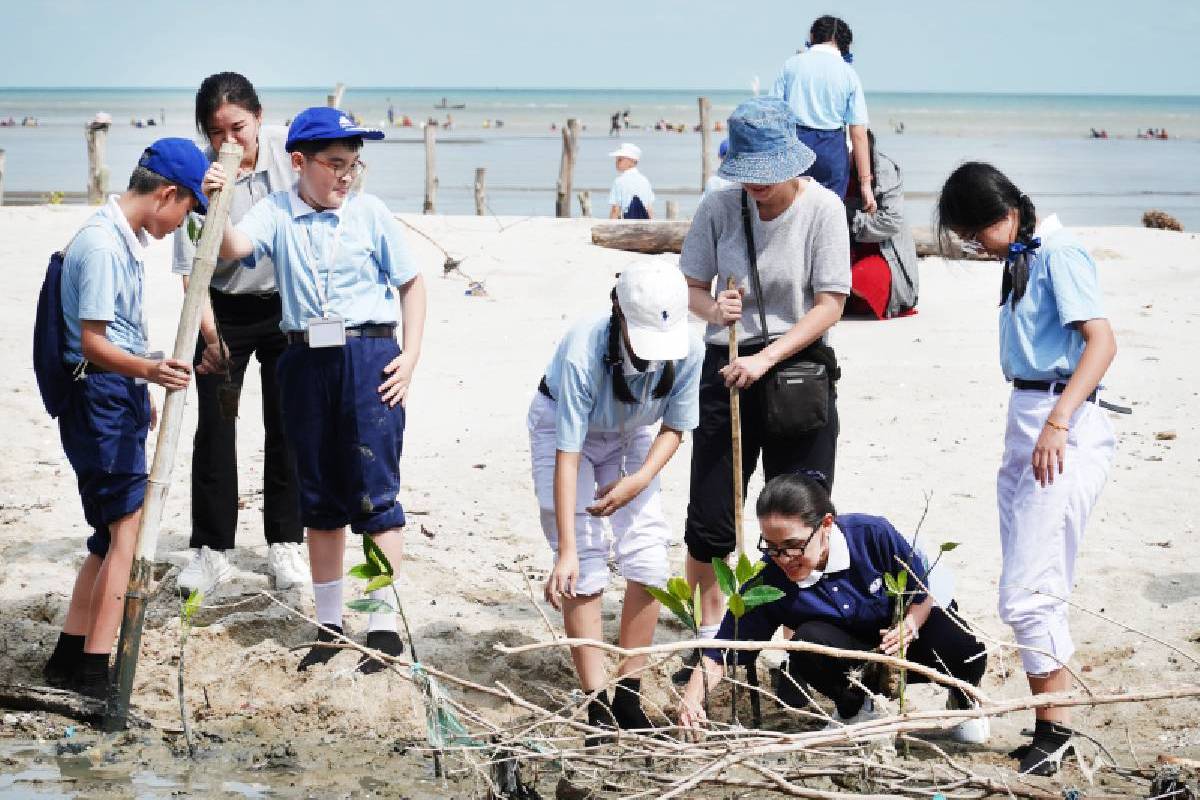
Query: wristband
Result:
<box><xmin>1044</xmin><ymin>419</ymin><xmax>1069</xmax><ymax>433</ymax></box>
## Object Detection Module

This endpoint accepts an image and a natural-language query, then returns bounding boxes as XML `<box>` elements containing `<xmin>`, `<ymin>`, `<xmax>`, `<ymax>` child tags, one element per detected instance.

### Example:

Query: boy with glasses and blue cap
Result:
<box><xmin>204</xmin><ymin>107</ymin><xmax>427</xmax><ymax>673</ymax></box>
<box><xmin>39</xmin><ymin>138</ymin><xmax>205</xmax><ymax>698</ymax></box>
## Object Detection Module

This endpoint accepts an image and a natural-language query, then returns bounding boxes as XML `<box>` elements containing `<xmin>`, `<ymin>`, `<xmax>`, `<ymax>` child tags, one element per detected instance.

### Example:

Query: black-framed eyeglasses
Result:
<box><xmin>309</xmin><ymin>155</ymin><xmax>366</xmax><ymax>180</ymax></box>
<box><xmin>757</xmin><ymin>530</ymin><xmax>818</xmax><ymax>561</ymax></box>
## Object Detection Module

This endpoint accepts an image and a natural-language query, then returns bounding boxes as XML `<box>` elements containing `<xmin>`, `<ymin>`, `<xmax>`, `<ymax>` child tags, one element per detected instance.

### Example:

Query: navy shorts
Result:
<box><xmin>276</xmin><ymin>337</ymin><xmax>407</xmax><ymax>534</ymax></box>
<box><xmin>57</xmin><ymin>372</ymin><xmax>150</xmax><ymax>557</ymax></box>
<box><xmin>798</xmin><ymin>126</ymin><xmax>850</xmax><ymax>199</ymax></box>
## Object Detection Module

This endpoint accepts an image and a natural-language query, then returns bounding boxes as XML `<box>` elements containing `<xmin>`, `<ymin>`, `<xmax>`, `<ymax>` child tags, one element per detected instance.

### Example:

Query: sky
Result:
<box><xmin>3</xmin><ymin>0</ymin><xmax>1199</xmax><ymax>94</ymax></box>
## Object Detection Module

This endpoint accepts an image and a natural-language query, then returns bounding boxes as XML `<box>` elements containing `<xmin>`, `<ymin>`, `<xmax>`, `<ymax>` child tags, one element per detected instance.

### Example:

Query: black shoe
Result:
<box><xmin>1018</xmin><ymin>721</ymin><xmax>1074</xmax><ymax>776</ymax></box>
<box><xmin>43</xmin><ymin>660</ymin><xmax>76</xmax><ymax>690</ymax></box>
<box><xmin>357</xmin><ymin>630</ymin><xmax>404</xmax><ymax>675</ymax></box>
<box><xmin>771</xmin><ymin>663</ymin><xmax>811</xmax><ymax>710</ymax></box>
<box><xmin>72</xmin><ymin>652</ymin><xmax>111</xmax><ymax>701</ymax></box>
<box><xmin>611</xmin><ymin>678</ymin><xmax>654</xmax><ymax>732</ymax></box>
<box><xmin>43</xmin><ymin>633</ymin><xmax>84</xmax><ymax>689</ymax></box>
<box><xmin>584</xmin><ymin>691</ymin><xmax>615</xmax><ymax>747</ymax></box>
<box><xmin>671</xmin><ymin>650</ymin><xmax>700</xmax><ymax>686</ymax></box>
<box><xmin>298</xmin><ymin>625</ymin><xmax>344</xmax><ymax>672</ymax></box>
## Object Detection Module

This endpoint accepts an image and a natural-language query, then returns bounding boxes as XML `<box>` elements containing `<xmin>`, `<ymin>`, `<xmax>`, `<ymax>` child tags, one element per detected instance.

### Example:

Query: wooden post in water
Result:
<box><xmin>104</xmin><ymin>142</ymin><xmax>244</xmax><ymax>733</ymax></box>
<box><xmin>85</xmin><ymin>121</ymin><xmax>111</xmax><ymax>205</ymax></box>
<box><xmin>555</xmin><ymin>118</ymin><xmax>580</xmax><ymax>218</ymax></box>
<box><xmin>423</xmin><ymin>123</ymin><xmax>437</xmax><ymax>214</ymax></box>
<box><xmin>0</xmin><ymin>149</ymin><xmax>5</xmax><ymax>207</ymax></box>
<box><xmin>665</xmin><ymin>200</ymin><xmax>679</xmax><ymax>220</ymax></box>
<box><xmin>474</xmin><ymin>168</ymin><xmax>487</xmax><ymax>215</ymax></box>
<box><xmin>577</xmin><ymin>190</ymin><xmax>591</xmax><ymax>217</ymax></box>
<box><xmin>699</xmin><ymin>97</ymin><xmax>713</xmax><ymax>192</ymax></box>
<box><xmin>327</xmin><ymin>83</ymin><xmax>346</xmax><ymax>109</ymax></box>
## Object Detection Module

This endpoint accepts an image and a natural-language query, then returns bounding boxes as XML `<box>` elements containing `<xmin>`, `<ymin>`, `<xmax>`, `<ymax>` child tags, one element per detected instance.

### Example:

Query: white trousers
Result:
<box><xmin>997</xmin><ymin>388</ymin><xmax>1115</xmax><ymax>675</ymax></box>
<box><xmin>527</xmin><ymin>393</ymin><xmax>671</xmax><ymax>597</ymax></box>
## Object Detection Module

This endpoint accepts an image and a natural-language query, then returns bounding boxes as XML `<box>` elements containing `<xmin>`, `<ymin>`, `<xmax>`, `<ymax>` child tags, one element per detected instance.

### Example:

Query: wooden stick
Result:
<box><xmin>727</xmin><ymin>276</ymin><xmax>743</xmax><ymax>557</ymax></box>
<box><xmin>326</xmin><ymin>82</ymin><xmax>346</xmax><ymax>109</ymax></box>
<box><xmin>474</xmin><ymin>167</ymin><xmax>487</xmax><ymax>215</ymax></box>
<box><xmin>665</xmin><ymin>200</ymin><xmax>679</xmax><ymax>220</ymax></box>
<box><xmin>555</xmin><ymin>118</ymin><xmax>579</xmax><ymax>218</ymax></box>
<box><xmin>104</xmin><ymin>141</ymin><xmax>243</xmax><ymax>732</ymax></box>
<box><xmin>699</xmin><ymin>97</ymin><xmax>713</xmax><ymax>192</ymax></box>
<box><xmin>423</xmin><ymin>122</ymin><xmax>437</xmax><ymax>214</ymax></box>
<box><xmin>577</xmin><ymin>189</ymin><xmax>591</xmax><ymax>217</ymax></box>
<box><xmin>85</xmin><ymin>121</ymin><xmax>110</xmax><ymax>205</ymax></box>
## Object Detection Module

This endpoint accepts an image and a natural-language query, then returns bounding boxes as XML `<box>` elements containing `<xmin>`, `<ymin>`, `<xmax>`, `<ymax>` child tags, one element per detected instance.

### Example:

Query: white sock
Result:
<box><xmin>367</xmin><ymin>587</ymin><xmax>398</xmax><ymax>633</ymax></box>
<box><xmin>699</xmin><ymin>624</ymin><xmax>721</xmax><ymax>641</ymax></box>
<box><xmin>312</xmin><ymin>579</ymin><xmax>344</xmax><ymax>628</ymax></box>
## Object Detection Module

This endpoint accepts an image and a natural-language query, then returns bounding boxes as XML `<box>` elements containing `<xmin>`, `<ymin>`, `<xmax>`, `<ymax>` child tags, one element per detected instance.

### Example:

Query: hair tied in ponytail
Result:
<box><xmin>1007</xmin><ymin>237</ymin><xmax>1040</xmax><ymax>260</ymax></box>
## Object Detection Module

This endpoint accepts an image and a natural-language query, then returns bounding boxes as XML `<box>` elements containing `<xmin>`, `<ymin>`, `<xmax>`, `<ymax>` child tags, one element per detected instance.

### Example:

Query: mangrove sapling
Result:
<box><xmin>177</xmin><ymin>589</ymin><xmax>202</xmax><ymax>758</ymax></box>
<box><xmin>712</xmin><ymin>554</ymin><xmax>784</xmax><ymax>727</ymax></box>
<box><xmin>645</xmin><ymin>576</ymin><xmax>709</xmax><ymax>715</ymax></box>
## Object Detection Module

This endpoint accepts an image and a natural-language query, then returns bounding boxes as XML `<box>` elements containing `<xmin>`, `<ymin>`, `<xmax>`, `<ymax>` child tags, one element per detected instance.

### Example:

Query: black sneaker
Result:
<box><xmin>671</xmin><ymin>650</ymin><xmax>701</xmax><ymax>685</ymax></box>
<box><xmin>584</xmin><ymin>691</ymin><xmax>615</xmax><ymax>747</ymax></box>
<box><xmin>771</xmin><ymin>662</ymin><xmax>811</xmax><ymax>710</ymax></box>
<box><xmin>298</xmin><ymin>625</ymin><xmax>344</xmax><ymax>672</ymax></box>
<box><xmin>357</xmin><ymin>630</ymin><xmax>404</xmax><ymax>675</ymax></box>
<box><xmin>611</xmin><ymin>678</ymin><xmax>654</xmax><ymax>732</ymax></box>
<box><xmin>1018</xmin><ymin>721</ymin><xmax>1074</xmax><ymax>776</ymax></box>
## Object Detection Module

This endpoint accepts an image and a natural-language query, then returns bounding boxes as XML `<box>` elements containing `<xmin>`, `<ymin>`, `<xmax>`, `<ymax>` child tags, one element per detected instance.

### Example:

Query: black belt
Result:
<box><xmin>285</xmin><ymin>324</ymin><xmax>396</xmax><ymax>346</ymax></box>
<box><xmin>1012</xmin><ymin>379</ymin><xmax>1132</xmax><ymax>414</ymax></box>
<box><xmin>537</xmin><ymin>376</ymin><xmax>554</xmax><ymax>401</ymax></box>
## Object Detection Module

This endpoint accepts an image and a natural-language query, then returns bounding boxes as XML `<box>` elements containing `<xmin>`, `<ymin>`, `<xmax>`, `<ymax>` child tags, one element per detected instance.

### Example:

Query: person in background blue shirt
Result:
<box><xmin>677</xmin><ymin>475</ymin><xmax>989</xmax><ymax>745</ymax></box>
<box><xmin>937</xmin><ymin>162</ymin><xmax>1119</xmax><ymax>775</ymax></box>
<box><xmin>533</xmin><ymin>262</ymin><xmax>702</xmax><ymax>741</ymax></box>
<box><xmin>208</xmin><ymin>107</ymin><xmax>427</xmax><ymax>676</ymax></box>
<box><xmin>771</xmin><ymin>15</ymin><xmax>874</xmax><ymax>210</ymax></box>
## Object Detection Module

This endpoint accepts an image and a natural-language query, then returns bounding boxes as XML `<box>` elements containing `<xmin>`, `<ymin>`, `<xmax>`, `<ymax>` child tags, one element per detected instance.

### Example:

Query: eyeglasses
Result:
<box><xmin>308</xmin><ymin>155</ymin><xmax>366</xmax><ymax>181</ymax></box>
<box><xmin>757</xmin><ymin>529</ymin><xmax>818</xmax><ymax>561</ymax></box>
<box><xmin>959</xmin><ymin>235</ymin><xmax>985</xmax><ymax>256</ymax></box>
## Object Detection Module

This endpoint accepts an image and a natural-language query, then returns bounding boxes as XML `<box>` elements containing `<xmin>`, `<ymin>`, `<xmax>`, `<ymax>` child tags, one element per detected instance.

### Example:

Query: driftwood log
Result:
<box><xmin>590</xmin><ymin>220</ymin><xmax>993</xmax><ymax>260</ymax></box>
<box><xmin>0</xmin><ymin>683</ymin><xmax>146</xmax><ymax>727</ymax></box>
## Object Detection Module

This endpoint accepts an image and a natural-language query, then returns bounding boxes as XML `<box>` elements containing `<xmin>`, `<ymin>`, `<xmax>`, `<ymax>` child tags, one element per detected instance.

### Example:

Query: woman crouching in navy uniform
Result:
<box><xmin>678</xmin><ymin>474</ymin><xmax>989</xmax><ymax>745</ymax></box>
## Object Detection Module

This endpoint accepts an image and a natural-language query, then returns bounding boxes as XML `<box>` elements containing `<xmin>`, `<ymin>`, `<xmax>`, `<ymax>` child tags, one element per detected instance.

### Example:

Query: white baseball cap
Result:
<box><xmin>615</xmin><ymin>262</ymin><xmax>690</xmax><ymax>361</ymax></box>
<box><xmin>608</xmin><ymin>142</ymin><xmax>642</xmax><ymax>161</ymax></box>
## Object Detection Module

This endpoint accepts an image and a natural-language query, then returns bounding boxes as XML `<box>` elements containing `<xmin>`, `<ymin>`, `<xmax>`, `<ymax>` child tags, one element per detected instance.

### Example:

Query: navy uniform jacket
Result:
<box><xmin>708</xmin><ymin>514</ymin><xmax>929</xmax><ymax>666</ymax></box>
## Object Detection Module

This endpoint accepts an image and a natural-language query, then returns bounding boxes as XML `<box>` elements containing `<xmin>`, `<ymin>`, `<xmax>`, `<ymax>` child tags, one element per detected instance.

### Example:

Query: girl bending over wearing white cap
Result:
<box><xmin>531</xmin><ymin>262</ymin><xmax>702</xmax><ymax>740</ymax></box>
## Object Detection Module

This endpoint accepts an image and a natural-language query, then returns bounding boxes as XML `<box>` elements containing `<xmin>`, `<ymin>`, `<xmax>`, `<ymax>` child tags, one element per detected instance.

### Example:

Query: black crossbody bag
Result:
<box><xmin>740</xmin><ymin>189</ymin><xmax>840</xmax><ymax>438</ymax></box>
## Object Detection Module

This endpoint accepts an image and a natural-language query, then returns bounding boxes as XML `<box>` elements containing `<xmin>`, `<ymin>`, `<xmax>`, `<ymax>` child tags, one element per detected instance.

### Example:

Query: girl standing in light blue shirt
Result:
<box><xmin>937</xmin><ymin>162</ymin><xmax>1118</xmax><ymax>776</ymax></box>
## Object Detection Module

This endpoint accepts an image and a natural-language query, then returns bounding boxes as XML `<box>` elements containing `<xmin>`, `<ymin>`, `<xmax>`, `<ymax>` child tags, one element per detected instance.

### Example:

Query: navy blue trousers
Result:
<box><xmin>57</xmin><ymin>372</ymin><xmax>150</xmax><ymax>556</ymax></box>
<box><xmin>798</xmin><ymin>126</ymin><xmax>850</xmax><ymax>198</ymax></box>
<box><xmin>276</xmin><ymin>337</ymin><xmax>407</xmax><ymax>534</ymax></box>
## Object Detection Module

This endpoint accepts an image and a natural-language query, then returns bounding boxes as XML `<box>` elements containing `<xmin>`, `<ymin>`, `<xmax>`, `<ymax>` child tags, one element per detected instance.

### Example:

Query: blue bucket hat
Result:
<box><xmin>285</xmin><ymin>106</ymin><xmax>385</xmax><ymax>152</ymax></box>
<box><xmin>717</xmin><ymin>97</ymin><xmax>816</xmax><ymax>185</ymax></box>
<box><xmin>138</xmin><ymin>137</ymin><xmax>210</xmax><ymax>213</ymax></box>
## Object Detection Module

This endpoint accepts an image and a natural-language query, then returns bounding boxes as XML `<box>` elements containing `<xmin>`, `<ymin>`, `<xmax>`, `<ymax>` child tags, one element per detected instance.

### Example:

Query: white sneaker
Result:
<box><xmin>178</xmin><ymin>547</ymin><xmax>232</xmax><ymax>597</ymax></box>
<box><xmin>946</xmin><ymin>693</ymin><xmax>990</xmax><ymax>745</ymax></box>
<box><xmin>268</xmin><ymin>543</ymin><xmax>308</xmax><ymax>590</ymax></box>
<box><xmin>823</xmin><ymin>696</ymin><xmax>886</xmax><ymax>730</ymax></box>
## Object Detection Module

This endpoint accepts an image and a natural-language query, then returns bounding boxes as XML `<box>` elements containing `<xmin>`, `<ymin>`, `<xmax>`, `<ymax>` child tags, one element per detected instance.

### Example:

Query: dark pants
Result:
<box><xmin>684</xmin><ymin>342</ymin><xmax>839</xmax><ymax>562</ymax></box>
<box><xmin>787</xmin><ymin>604</ymin><xmax>987</xmax><ymax>717</ymax></box>
<box><xmin>190</xmin><ymin>291</ymin><xmax>302</xmax><ymax>550</ymax></box>
<box><xmin>798</xmin><ymin>126</ymin><xmax>850</xmax><ymax>198</ymax></box>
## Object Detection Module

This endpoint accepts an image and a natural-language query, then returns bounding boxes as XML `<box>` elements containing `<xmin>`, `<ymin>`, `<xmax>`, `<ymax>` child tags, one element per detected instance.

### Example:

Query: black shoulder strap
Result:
<box><xmin>740</xmin><ymin>189</ymin><xmax>770</xmax><ymax>345</ymax></box>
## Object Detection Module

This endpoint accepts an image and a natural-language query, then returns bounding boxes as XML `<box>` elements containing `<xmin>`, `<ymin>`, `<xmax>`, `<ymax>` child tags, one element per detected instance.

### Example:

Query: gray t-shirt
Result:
<box><xmin>680</xmin><ymin>178</ymin><xmax>851</xmax><ymax>346</ymax></box>
<box><xmin>172</xmin><ymin>125</ymin><xmax>294</xmax><ymax>295</ymax></box>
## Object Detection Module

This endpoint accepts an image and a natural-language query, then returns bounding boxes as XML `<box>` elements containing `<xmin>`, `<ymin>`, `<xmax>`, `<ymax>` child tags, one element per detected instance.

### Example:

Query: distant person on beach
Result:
<box><xmin>38</xmin><ymin>138</ymin><xmax>205</xmax><ymax>697</ymax></box>
<box><xmin>938</xmin><ymin>162</ymin><xmax>1121</xmax><ymax>776</ymax></box>
<box><xmin>610</xmin><ymin>111</ymin><xmax>621</xmax><ymax>136</ymax></box>
<box><xmin>844</xmin><ymin>129</ymin><xmax>918</xmax><ymax>319</ymax></box>
<box><xmin>675</xmin><ymin>98</ymin><xmax>849</xmax><ymax>681</ymax></box>
<box><xmin>206</xmin><ymin>106</ymin><xmax>427</xmax><ymax>674</ymax></box>
<box><xmin>702</xmin><ymin>139</ymin><xmax>734</xmax><ymax>195</ymax></box>
<box><xmin>608</xmin><ymin>143</ymin><xmax>655</xmax><ymax>219</ymax></box>
<box><xmin>533</xmin><ymin>262</ymin><xmax>702</xmax><ymax>740</ymax></box>
<box><xmin>771</xmin><ymin>15</ymin><xmax>873</xmax><ymax>210</ymax></box>
<box><xmin>386</xmin><ymin>98</ymin><xmax>395</xmax><ymax>126</ymax></box>
<box><xmin>622</xmin><ymin>109</ymin><xmax>630</xmax><ymax>129</ymax></box>
<box><xmin>173</xmin><ymin>72</ymin><xmax>307</xmax><ymax>600</ymax></box>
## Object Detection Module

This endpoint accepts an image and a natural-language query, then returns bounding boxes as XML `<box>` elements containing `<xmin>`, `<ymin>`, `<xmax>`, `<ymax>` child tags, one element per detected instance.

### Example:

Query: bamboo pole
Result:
<box><xmin>699</xmin><ymin>97</ymin><xmax>713</xmax><ymax>192</ymax></box>
<box><xmin>474</xmin><ymin>167</ymin><xmax>487</xmax><ymax>215</ymax></box>
<box><xmin>577</xmin><ymin>190</ymin><xmax>591</xmax><ymax>217</ymax></box>
<box><xmin>327</xmin><ymin>82</ymin><xmax>346</xmax><ymax>109</ymax></box>
<box><xmin>104</xmin><ymin>141</ymin><xmax>244</xmax><ymax>732</ymax></box>
<box><xmin>727</xmin><ymin>276</ymin><xmax>743</xmax><ymax>557</ymax></box>
<box><xmin>423</xmin><ymin>123</ymin><xmax>437</xmax><ymax>214</ymax></box>
<box><xmin>85</xmin><ymin>121</ymin><xmax>110</xmax><ymax>205</ymax></box>
<box><xmin>665</xmin><ymin>200</ymin><xmax>679</xmax><ymax>220</ymax></box>
<box><xmin>555</xmin><ymin>118</ymin><xmax>579</xmax><ymax>218</ymax></box>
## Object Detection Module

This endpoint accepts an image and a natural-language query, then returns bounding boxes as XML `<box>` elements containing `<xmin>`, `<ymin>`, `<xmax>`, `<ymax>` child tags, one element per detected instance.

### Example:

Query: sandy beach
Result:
<box><xmin>1</xmin><ymin>204</ymin><xmax>1199</xmax><ymax>794</ymax></box>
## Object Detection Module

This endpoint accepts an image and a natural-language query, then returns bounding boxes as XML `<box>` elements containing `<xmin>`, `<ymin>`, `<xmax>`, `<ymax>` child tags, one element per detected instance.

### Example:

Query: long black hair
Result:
<box><xmin>756</xmin><ymin>473</ymin><xmax>837</xmax><ymax>529</ymax></box>
<box><xmin>195</xmin><ymin>72</ymin><xmax>262</xmax><ymax>136</ymax></box>
<box><xmin>810</xmin><ymin>15</ymin><xmax>853</xmax><ymax>56</ymax></box>
<box><xmin>607</xmin><ymin>289</ymin><xmax>675</xmax><ymax>403</ymax></box>
<box><xmin>936</xmin><ymin>161</ymin><xmax>1038</xmax><ymax>306</ymax></box>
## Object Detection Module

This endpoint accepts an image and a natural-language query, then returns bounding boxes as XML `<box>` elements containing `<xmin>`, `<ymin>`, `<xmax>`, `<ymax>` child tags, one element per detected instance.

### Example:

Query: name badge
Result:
<box><xmin>307</xmin><ymin>316</ymin><xmax>346</xmax><ymax>348</ymax></box>
<box><xmin>137</xmin><ymin>351</ymin><xmax>164</xmax><ymax>385</ymax></box>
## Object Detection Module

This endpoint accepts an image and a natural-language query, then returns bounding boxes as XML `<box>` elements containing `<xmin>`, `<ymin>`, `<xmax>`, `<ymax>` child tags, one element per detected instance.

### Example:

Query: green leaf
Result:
<box><xmin>347</xmin><ymin>598</ymin><xmax>393</xmax><ymax>613</ymax></box>
<box><xmin>883</xmin><ymin>572</ymin><xmax>899</xmax><ymax>596</ymax></box>
<box><xmin>365</xmin><ymin>574</ymin><xmax>394</xmax><ymax>593</ymax></box>
<box><xmin>692</xmin><ymin>585</ymin><xmax>703</xmax><ymax>636</ymax></box>
<box><xmin>728</xmin><ymin>592</ymin><xmax>746</xmax><ymax>618</ymax></box>
<box><xmin>751</xmin><ymin>560</ymin><xmax>768</xmax><ymax>578</ymax></box>
<box><xmin>348</xmin><ymin>562</ymin><xmax>379</xmax><ymax>580</ymax></box>
<box><xmin>647</xmin><ymin>587</ymin><xmax>694</xmax><ymax>630</ymax></box>
<box><xmin>182</xmin><ymin>589</ymin><xmax>203</xmax><ymax>620</ymax></box>
<box><xmin>939</xmin><ymin>541</ymin><xmax>961</xmax><ymax>553</ymax></box>
<box><xmin>667</xmin><ymin>576</ymin><xmax>692</xmax><ymax>603</ymax></box>
<box><xmin>734</xmin><ymin>552</ymin><xmax>754</xmax><ymax>587</ymax></box>
<box><xmin>712</xmin><ymin>558</ymin><xmax>735</xmax><ymax>598</ymax></box>
<box><xmin>364</xmin><ymin>536</ymin><xmax>393</xmax><ymax>577</ymax></box>
<box><xmin>895</xmin><ymin>570</ymin><xmax>909</xmax><ymax>592</ymax></box>
<box><xmin>741</xmin><ymin>586</ymin><xmax>785</xmax><ymax>610</ymax></box>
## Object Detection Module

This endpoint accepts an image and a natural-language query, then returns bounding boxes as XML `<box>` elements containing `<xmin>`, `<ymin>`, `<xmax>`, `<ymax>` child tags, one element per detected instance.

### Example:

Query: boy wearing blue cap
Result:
<box><xmin>205</xmin><ymin>107</ymin><xmax>426</xmax><ymax>672</ymax></box>
<box><xmin>40</xmin><ymin>138</ymin><xmax>205</xmax><ymax>697</ymax></box>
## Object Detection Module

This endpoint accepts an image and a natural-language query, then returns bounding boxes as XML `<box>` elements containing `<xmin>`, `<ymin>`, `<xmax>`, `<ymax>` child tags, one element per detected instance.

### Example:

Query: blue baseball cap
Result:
<box><xmin>285</xmin><ymin>107</ymin><xmax>385</xmax><ymax>152</ymax></box>
<box><xmin>138</xmin><ymin>137</ymin><xmax>209</xmax><ymax>213</ymax></box>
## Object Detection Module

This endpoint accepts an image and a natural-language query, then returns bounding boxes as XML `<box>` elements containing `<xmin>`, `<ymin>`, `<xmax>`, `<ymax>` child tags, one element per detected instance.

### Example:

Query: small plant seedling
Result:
<box><xmin>177</xmin><ymin>588</ymin><xmax>203</xmax><ymax>758</ymax></box>
<box><xmin>712</xmin><ymin>553</ymin><xmax>785</xmax><ymax>726</ymax></box>
<box><xmin>645</xmin><ymin>576</ymin><xmax>709</xmax><ymax>714</ymax></box>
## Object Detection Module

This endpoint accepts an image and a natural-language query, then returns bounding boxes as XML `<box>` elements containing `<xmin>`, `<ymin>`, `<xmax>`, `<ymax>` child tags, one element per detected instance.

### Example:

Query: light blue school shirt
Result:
<box><xmin>542</xmin><ymin>313</ymin><xmax>703</xmax><ymax>453</ymax></box>
<box><xmin>608</xmin><ymin>167</ymin><xmax>655</xmax><ymax>214</ymax></box>
<box><xmin>771</xmin><ymin>44</ymin><xmax>869</xmax><ymax>130</ymax></box>
<box><xmin>61</xmin><ymin>196</ymin><xmax>148</xmax><ymax>364</ymax></box>
<box><xmin>999</xmin><ymin>215</ymin><xmax>1106</xmax><ymax>382</ymax></box>
<box><xmin>235</xmin><ymin>188</ymin><xmax>419</xmax><ymax>332</ymax></box>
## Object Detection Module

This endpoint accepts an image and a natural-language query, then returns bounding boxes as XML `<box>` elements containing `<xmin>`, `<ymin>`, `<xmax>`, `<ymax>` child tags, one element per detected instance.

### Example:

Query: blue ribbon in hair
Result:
<box><xmin>1006</xmin><ymin>236</ymin><xmax>1041</xmax><ymax>261</ymax></box>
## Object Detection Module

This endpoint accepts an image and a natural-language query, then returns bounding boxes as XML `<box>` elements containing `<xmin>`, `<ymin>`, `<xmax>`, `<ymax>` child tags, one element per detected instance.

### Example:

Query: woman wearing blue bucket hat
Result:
<box><xmin>674</xmin><ymin>97</ymin><xmax>852</xmax><ymax>677</ymax></box>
